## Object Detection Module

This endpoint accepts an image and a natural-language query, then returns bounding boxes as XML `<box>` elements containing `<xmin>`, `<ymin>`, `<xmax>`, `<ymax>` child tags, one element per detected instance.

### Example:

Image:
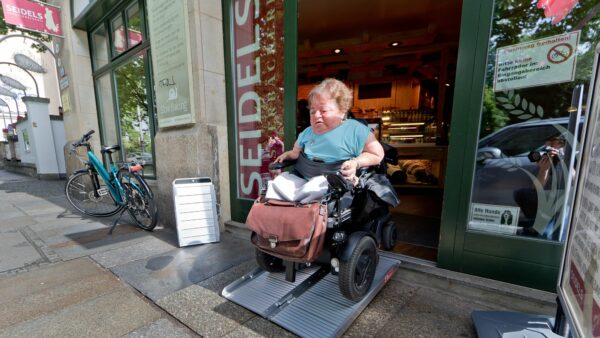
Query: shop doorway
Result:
<box><xmin>297</xmin><ymin>0</ymin><xmax>462</xmax><ymax>261</ymax></box>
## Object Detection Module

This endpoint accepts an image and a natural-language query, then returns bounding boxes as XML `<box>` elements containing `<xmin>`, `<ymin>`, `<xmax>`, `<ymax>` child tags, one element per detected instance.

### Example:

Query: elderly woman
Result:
<box><xmin>275</xmin><ymin>78</ymin><xmax>384</xmax><ymax>184</ymax></box>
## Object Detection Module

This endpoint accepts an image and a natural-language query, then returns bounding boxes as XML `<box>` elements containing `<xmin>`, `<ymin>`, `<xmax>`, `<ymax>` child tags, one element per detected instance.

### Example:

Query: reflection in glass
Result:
<box><xmin>92</xmin><ymin>24</ymin><xmax>109</xmax><ymax>70</ymax></box>
<box><xmin>111</xmin><ymin>14</ymin><xmax>125</xmax><ymax>56</ymax></box>
<box><xmin>126</xmin><ymin>2</ymin><xmax>144</xmax><ymax>48</ymax></box>
<box><xmin>468</xmin><ymin>1</ymin><xmax>600</xmax><ymax>242</ymax></box>
<box><xmin>96</xmin><ymin>73</ymin><xmax>119</xmax><ymax>158</ymax></box>
<box><xmin>114</xmin><ymin>53</ymin><xmax>154</xmax><ymax>176</ymax></box>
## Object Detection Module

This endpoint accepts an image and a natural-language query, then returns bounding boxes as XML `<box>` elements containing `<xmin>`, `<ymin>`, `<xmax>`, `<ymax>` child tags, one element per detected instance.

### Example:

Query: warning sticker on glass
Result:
<box><xmin>493</xmin><ymin>31</ymin><xmax>580</xmax><ymax>92</ymax></box>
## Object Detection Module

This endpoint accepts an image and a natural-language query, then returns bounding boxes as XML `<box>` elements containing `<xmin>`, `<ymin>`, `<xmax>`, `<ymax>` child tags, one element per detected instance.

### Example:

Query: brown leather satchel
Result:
<box><xmin>245</xmin><ymin>199</ymin><xmax>327</xmax><ymax>263</ymax></box>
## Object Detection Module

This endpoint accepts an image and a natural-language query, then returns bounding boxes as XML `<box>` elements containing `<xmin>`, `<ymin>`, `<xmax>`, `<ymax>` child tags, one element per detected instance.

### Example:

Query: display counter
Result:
<box><xmin>387</xmin><ymin>144</ymin><xmax>447</xmax><ymax>189</ymax></box>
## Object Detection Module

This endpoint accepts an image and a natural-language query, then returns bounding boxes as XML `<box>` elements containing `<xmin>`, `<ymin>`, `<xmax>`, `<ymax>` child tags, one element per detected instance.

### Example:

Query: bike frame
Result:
<box><xmin>86</xmin><ymin>150</ymin><xmax>126</xmax><ymax>205</ymax></box>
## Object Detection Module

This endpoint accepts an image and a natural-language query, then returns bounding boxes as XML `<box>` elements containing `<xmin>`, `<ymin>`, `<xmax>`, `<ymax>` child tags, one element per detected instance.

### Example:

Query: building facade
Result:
<box><xmin>52</xmin><ymin>0</ymin><xmax>600</xmax><ymax>292</ymax></box>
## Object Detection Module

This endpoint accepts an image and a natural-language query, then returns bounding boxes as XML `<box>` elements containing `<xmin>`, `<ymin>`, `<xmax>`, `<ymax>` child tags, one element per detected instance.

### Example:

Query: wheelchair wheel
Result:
<box><xmin>382</xmin><ymin>221</ymin><xmax>397</xmax><ymax>251</ymax></box>
<box><xmin>255</xmin><ymin>249</ymin><xmax>285</xmax><ymax>272</ymax></box>
<box><xmin>339</xmin><ymin>236</ymin><xmax>377</xmax><ymax>301</ymax></box>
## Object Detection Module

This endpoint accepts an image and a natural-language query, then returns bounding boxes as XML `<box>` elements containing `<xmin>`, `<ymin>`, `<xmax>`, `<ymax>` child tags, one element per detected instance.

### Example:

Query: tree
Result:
<box><xmin>480</xmin><ymin>87</ymin><xmax>509</xmax><ymax>138</ymax></box>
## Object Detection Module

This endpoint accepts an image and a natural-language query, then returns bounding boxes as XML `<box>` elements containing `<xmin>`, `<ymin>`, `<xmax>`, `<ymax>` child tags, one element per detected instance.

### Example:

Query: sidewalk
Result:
<box><xmin>0</xmin><ymin>169</ymin><xmax>557</xmax><ymax>337</ymax></box>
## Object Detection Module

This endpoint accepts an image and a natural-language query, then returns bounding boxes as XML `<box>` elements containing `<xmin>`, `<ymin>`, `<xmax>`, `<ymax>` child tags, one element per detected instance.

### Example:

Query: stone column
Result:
<box><xmin>22</xmin><ymin>96</ymin><xmax>60</xmax><ymax>179</ymax></box>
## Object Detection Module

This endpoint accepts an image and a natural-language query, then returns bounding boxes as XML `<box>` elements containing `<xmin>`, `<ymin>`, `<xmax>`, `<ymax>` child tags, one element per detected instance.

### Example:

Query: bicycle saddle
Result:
<box><xmin>101</xmin><ymin>145</ymin><xmax>121</xmax><ymax>154</ymax></box>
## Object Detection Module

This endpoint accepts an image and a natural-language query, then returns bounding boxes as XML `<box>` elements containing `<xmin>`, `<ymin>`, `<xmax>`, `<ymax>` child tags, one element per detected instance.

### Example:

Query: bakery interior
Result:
<box><xmin>297</xmin><ymin>0</ymin><xmax>463</xmax><ymax>261</ymax></box>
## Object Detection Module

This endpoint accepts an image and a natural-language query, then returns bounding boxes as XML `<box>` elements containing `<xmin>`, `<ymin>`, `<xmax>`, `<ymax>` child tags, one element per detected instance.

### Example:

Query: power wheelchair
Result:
<box><xmin>250</xmin><ymin>149</ymin><xmax>399</xmax><ymax>301</ymax></box>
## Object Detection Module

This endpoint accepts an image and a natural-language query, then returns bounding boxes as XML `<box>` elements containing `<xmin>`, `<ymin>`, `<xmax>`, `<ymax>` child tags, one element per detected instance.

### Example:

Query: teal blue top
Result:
<box><xmin>297</xmin><ymin>119</ymin><xmax>370</xmax><ymax>163</ymax></box>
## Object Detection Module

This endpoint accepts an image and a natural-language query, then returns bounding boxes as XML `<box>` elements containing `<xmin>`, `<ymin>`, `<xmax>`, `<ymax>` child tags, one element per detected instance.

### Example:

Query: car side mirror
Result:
<box><xmin>476</xmin><ymin>147</ymin><xmax>503</xmax><ymax>163</ymax></box>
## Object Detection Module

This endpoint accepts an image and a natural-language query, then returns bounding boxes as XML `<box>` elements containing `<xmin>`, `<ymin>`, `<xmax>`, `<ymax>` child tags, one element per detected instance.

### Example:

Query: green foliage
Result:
<box><xmin>480</xmin><ymin>87</ymin><xmax>509</xmax><ymax>138</ymax></box>
<box><xmin>480</xmin><ymin>1</ymin><xmax>600</xmax><ymax>131</ymax></box>
<box><xmin>114</xmin><ymin>54</ymin><xmax>150</xmax><ymax>155</ymax></box>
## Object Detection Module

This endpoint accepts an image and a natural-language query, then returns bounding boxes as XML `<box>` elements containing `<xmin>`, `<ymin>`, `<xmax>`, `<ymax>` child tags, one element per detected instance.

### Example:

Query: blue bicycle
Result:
<box><xmin>65</xmin><ymin>130</ymin><xmax>158</xmax><ymax>231</ymax></box>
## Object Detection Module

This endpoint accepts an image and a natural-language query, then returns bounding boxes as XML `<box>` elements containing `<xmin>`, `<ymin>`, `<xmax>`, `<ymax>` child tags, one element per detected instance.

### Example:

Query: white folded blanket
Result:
<box><xmin>265</xmin><ymin>172</ymin><xmax>328</xmax><ymax>203</ymax></box>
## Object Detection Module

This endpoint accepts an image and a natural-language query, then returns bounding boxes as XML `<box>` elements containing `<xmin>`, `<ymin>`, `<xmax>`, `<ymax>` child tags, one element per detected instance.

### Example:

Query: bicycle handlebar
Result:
<box><xmin>72</xmin><ymin>130</ymin><xmax>95</xmax><ymax>148</ymax></box>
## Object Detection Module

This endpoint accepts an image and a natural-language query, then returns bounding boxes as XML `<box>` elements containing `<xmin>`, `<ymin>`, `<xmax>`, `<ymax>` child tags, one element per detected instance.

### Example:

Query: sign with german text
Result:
<box><xmin>494</xmin><ymin>31</ymin><xmax>579</xmax><ymax>91</ymax></box>
<box><xmin>1</xmin><ymin>0</ymin><xmax>63</xmax><ymax>37</ymax></box>
<box><xmin>146</xmin><ymin>0</ymin><xmax>194</xmax><ymax>128</ymax></box>
<box><xmin>230</xmin><ymin>0</ymin><xmax>285</xmax><ymax>200</ymax></box>
<box><xmin>468</xmin><ymin>203</ymin><xmax>520</xmax><ymax>235</ymax></box>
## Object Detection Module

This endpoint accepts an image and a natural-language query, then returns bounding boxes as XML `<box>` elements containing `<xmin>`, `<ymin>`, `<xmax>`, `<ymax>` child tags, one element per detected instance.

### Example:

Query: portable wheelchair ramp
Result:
<box><xmin>221</xmin><ymin>254</ymin><xmax>400</xmax><ymax>338</ymax></box>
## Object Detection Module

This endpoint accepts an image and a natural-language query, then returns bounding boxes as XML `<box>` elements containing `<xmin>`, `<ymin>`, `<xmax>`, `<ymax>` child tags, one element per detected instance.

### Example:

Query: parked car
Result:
<box><xmin>471</xmin><ymin>117</ymin><xmax>582</xmax><ymax>224</ymax></box>
<box><xmin>126</xmin><ymin>152</ymin><xmax>153</xmax><ymax>165</ymax></box>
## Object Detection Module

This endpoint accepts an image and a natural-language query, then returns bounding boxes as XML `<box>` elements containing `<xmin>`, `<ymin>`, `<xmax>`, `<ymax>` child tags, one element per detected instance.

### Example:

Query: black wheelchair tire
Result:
<box><xmin>339</xmin><ymin>236</ymin><xmax>378</xmax><ymax>301</ymax></box>
<box><xmin>255</xmin><ymin>249</ymin><xmax>285</xmax><ymax>272</ymax></box>
<box><xmin>382</xmin><ymin>221</ymin><xmax>397</xmax><ymax>251</ymax></box>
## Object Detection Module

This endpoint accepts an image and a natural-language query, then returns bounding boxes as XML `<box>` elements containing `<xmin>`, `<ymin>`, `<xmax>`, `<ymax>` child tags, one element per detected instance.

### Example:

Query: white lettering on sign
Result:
<box><xmin>5</xmin><ymin>4</ymin><xmax>43</xmax><ymax>21</ymax></box>
<box><xmin>494</xmin><ymin>31</ymin><xmax>580</xmax><ymax>91</ymax></box>
<box><xmin>234</xmin><ymin>0</ymin><xmax>262</xmax><ymax>199</ymax></box>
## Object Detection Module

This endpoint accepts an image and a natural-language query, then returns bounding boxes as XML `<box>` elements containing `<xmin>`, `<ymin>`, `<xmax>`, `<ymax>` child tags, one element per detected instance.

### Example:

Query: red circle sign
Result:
<box><xmin>547</xmin><ymin>43</ymin><xmax>573</xmax><ymax>64</ymax></box>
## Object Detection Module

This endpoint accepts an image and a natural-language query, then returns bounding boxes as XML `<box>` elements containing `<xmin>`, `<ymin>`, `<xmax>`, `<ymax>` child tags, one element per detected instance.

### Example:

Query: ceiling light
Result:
<box><xmin>390</xmin><ymin>41</ymin><xmax>401</xmax><ymax>47</ymax></box>
<box><xmin>333</xmin><ymin>48</ymin><xmax>343</xmax><ymax>54</ymax></box>
<box><xmin>445</xmin><ymin>83</ymin><xmax>450</xmax><ymax>87</ymax></box>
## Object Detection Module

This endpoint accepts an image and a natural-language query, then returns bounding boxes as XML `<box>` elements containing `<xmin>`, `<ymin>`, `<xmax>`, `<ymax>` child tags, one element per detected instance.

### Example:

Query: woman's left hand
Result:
<box><xmin>340</xmin><ymin>159</ymin><xmax>359</xmax><ymax>184</ymax></box>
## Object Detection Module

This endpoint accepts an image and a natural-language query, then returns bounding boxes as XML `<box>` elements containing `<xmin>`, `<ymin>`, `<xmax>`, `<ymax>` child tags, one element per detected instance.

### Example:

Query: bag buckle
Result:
<box><xmin>268</xmin><ymin>235</ymin><xmax>278</xmax><ymax>248</ymax></box>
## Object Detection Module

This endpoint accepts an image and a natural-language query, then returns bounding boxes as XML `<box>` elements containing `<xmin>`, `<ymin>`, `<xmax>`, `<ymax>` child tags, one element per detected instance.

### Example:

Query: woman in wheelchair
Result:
<box><xmin>246</xmin><ymin>78</ymin><xmax>399</xmax><ymax>301</ymax></box>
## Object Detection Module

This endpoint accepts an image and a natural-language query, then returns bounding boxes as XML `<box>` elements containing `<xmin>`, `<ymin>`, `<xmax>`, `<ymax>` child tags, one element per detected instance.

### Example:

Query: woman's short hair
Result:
<box><xmin>307</xmin><ymin>78</ymin><xmax>353</xmax><ymax>113</ymax></box>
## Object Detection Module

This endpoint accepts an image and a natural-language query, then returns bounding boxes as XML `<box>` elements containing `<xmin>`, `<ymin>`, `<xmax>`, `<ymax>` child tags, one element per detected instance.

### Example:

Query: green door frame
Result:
<box><xmin>223</xmin><ymin>0</ymin><xmax>298</xmax><ymax>222</ymax></box>
<box><xmin>438</xmin><ymin>0</ymin><xmax>562</xmax><ymax>291</ymax></box>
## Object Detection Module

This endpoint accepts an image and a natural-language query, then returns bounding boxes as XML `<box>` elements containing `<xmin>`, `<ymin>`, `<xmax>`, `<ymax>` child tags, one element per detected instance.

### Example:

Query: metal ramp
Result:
<box><xmin>222</xmin><ymin>255</ymin><xmax>400</xmax><ymax>338</ymax></box>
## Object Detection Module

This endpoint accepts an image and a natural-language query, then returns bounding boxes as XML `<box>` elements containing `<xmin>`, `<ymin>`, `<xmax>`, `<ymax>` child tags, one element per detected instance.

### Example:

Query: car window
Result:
<box><xmin>480</xmin><ymin>124</ymin><xmax>566</xmax><ymax>156</ymax></box>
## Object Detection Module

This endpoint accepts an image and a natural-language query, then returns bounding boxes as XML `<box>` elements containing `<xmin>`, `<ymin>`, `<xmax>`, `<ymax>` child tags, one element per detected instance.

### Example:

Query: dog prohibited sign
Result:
<box><xmin>494</xmin><ymin>31</ymin><xmax>580</xmax><ymax>92</ymax></box>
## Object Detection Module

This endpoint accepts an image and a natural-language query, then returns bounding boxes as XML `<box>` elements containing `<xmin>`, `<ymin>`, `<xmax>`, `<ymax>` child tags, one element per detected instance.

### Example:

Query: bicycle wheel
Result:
<box><xmin>119</xmin><ymin>168</ymin><xmax>158</xmax><ymax>231</ymax></box>
<box><xmin>65</xmin><ymin>171</ymin><xmax>123</xmax><ymax>217</ymax></box>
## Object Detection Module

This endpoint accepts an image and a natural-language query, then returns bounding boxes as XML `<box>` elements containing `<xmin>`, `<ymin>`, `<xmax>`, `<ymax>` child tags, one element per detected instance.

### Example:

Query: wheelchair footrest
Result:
<box><xmin>221</xmin><ymin>254</ymin><xmax>400</xmax><ymax>338</ymax></box>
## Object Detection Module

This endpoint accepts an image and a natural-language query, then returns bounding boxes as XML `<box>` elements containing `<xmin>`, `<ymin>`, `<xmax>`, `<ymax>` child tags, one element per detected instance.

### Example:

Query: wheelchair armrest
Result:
<box><xmin>269</xmin><ymin>160</ymin><xmax>296</xmax><ymax>170</ymax></box>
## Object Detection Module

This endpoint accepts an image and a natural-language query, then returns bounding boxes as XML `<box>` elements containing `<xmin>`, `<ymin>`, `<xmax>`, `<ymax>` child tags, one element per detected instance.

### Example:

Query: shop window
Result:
<box><xmin>111</xmin><ymin>14</ymin><xmax>125</xmax><ymax>57</ymax></box>
<box><xmin>126</xmin><ymin>3</ymin><xmax>144</xmax><ymax>49</ymax></box>
<box><xmin>468</xmin><ymin>1</ymin><xmax>600</xmax><ymax>242</ymax></box>
<box><xmin>91</xmin><ymin>24</ymin><xmax>109</xmax><ymax>70</ymax></box>
<box><xmin>114</xmin><ymin>53</ymin><xmax>154</xmax><ymax>176</ymax></box>
<box><xmin>96</xmin><ymin>73</ymin><xmax>119</xmax><ymax>150</ymax></box>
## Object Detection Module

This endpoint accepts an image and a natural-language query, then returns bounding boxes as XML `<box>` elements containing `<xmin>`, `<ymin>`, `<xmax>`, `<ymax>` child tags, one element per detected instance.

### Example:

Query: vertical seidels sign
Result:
<box><xmin>1</xmin><ymin>0</ymin><xmax>63</xmax><ymax>37</ymax></box>
<box><xmin>146</xmin><ymin>0</ymin><xmax>194</xmax><ymax>128</ymax></box>
<box><xmin>231</xmin><ymin>0</ymin><xmax>285</xmax><ymax>200</ymax></box>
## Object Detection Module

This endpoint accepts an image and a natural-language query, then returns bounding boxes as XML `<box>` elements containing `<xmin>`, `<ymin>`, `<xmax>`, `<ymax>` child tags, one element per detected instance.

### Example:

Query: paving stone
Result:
<box><xmin>92</xmin><ymin>235</ymin><xmax>177</xmax><ymax>269</ymax></box>
<box><xmin>0</xmin><ymin>215</ymin><xmax>36</xmax><ymax>230</ymax></box>
<box><xmin>344</xmin><ymin>281</ymin><xmax>418</xmax><ymax>338</ymax></box>
<box><xmin>122</xmin><ymin>318</ymin><xmax>197</xmax><ymax>338</ymax></box>
<box><xmin>0</xmin><ymin>230</ymin><xmax>44</xmax><ymax>273</ymax></box>
<box><xmin>0</xmin><ymin>270</ymin><xmax>122</xmax><ymax>329</ymax></box>
<box><xmin>374</xmin><ymin>285</ymin><xmax>488</xmax><ymax>338</ymax></box>
<box><xmin>0</xmin><ymin>208</ymin><xmax>26</xmax><ymax>221</ymax></box>
<box><xmin>157</xmin><ymin>284</ymin><xmax>255</xmax><ymax>337</ymax></box>
<box><xmin>223</xmin><ymin>316</ymin><xmax>298</xmax><ymax>338</ymax></box>
<box><xmin>44</xmin><ymin>223</ymin><xmax>149</xmax><ymax>260</ymax></box>
<box><xmin>112</xmin><ymin>234</ymin><xmax>254</xmax><ymax>301</ymax></box>
<box><xmin>0</xmin><ymin>288</ymin><xmax>161</xmax><ymax>338</ymax></box>
<box><xmin>197</xmin><ymin>259</ymin><xmax>256</xmax><ymax>293</ymax></box>
<box><xmin>0</xmin><ymin>258</ymin><xmax>107</xmax><ymax>302</ymax></box>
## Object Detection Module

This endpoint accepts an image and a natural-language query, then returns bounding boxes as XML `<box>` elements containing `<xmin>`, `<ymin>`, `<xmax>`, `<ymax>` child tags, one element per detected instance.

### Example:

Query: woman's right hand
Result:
<box><xmin>274</xmin><ymin>151</ymin><xmax>291</xmax><ymax>163</ymax></box>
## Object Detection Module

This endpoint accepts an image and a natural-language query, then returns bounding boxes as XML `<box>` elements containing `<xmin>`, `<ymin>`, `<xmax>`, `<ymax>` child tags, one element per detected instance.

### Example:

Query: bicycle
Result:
<box><xmin>65</xmin><ymin>130</ymin><xmax>158</xmax><ymax>233</ymax></box>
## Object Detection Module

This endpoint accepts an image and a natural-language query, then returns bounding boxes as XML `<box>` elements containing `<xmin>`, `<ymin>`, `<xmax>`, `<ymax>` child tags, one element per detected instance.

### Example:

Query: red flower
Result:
<box><xmin>537</xmin><ymin>0</ymin><xmax>579</xmax><ymax>24</ymax></box>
